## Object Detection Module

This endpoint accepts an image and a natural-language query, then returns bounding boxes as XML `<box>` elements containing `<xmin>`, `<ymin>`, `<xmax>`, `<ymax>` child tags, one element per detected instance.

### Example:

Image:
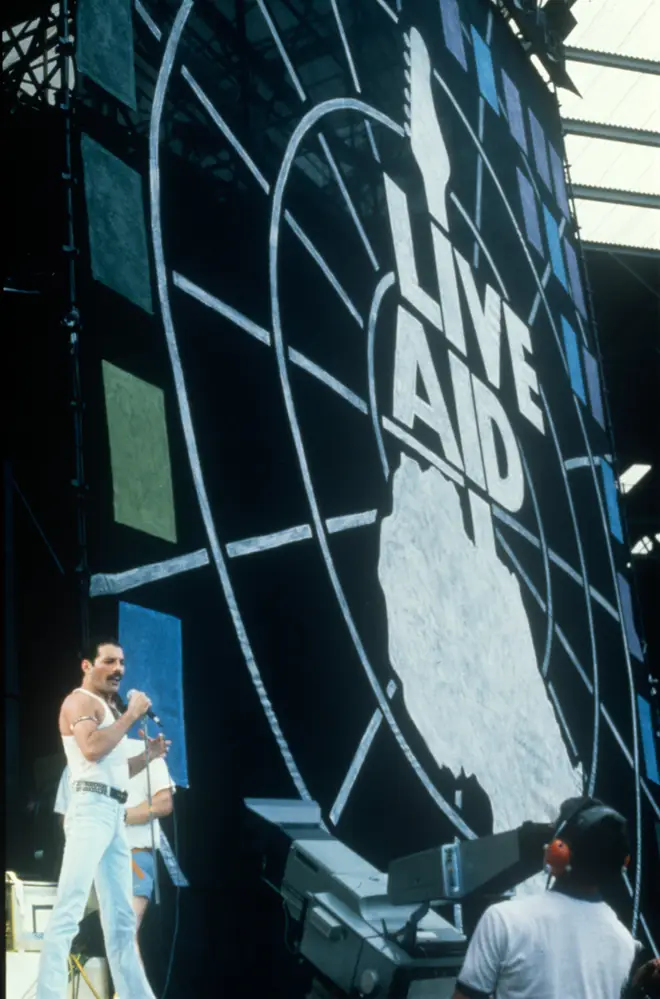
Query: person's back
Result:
<box><xmin>458</xmin><ymin>887</ymin><xmax>636</xmax><ymax>999</ymax></box>
<box><xmin>454</xmin><ymin>797</ymin><xmax>639</xmax><ymax>999</ymax></box>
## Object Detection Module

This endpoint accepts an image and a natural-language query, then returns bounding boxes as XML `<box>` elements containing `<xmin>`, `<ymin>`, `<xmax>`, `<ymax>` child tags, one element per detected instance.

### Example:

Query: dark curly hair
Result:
<box><xmin>79</xmin><ymin>637</ymin><xmax>122</xmax><ymax>664</ymax></box>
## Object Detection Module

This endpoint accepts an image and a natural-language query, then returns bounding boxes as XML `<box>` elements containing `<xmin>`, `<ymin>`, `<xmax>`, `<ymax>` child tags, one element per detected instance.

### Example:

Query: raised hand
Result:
<box><xmin>140</xmin><ymin>731</ymin><xmax>171</xmax><ymax>762</ymax></box>
<box><xmin>127</xmin><ymin>690</ymin><xmax>152</xmax><ymax>721</ymax></box>
<box><xmin>405</xmin><ymin>27</ymin><xmax>451</xmax><ymax>230</ymax></box>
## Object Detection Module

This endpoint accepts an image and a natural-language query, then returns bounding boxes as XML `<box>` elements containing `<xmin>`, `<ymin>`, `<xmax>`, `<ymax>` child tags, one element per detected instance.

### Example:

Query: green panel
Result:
<box><xmin>102</xmin><ymin>361</ymin><xmax>176</xmax><ymax>543</ymax></box>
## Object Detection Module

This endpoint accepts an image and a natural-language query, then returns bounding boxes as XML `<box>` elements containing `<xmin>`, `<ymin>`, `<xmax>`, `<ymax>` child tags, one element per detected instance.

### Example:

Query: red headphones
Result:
<box><xmin>543</xmin><ymin>799</ymin><xmax>631</xmax><ymax>878</ymax></box>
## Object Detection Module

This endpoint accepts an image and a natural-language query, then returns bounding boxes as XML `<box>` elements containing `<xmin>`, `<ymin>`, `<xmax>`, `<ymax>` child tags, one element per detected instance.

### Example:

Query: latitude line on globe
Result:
<box><xmin>141</xmin><ymin>0</ymin><xmax>648</xmax><ymax>932</ymax></box>
<box><xmin>254</xmin><ymin>0</ymin><xmax>306</xmax><ymax>102</ymax></box>
<box><xmin>493</xmin><ymin>506</ymin><xmax>620</xmax><ymax>621</ymax></box>
<box><xmin>172</xmin><ymin>272</ymin><xmax>366</xmax><ymax>410</ymax></box>
<box><xmin>499</xmin><ymin>540</ymin><xmax>640</xmax><ymax>797</ymax></box>
<box><xmin>136</xmin><ymin>3</ymin><xmax>368</xmax><ymax>329</ymax></box>
<box><xmin>172</xmin><ymin>271</ymin><xmax>621</xmax><ymax>624</ymax></box>
<box><xmin>318</xmin><ymin>133</ymin><xmax>380</xmax><ymax>271</ymax></box>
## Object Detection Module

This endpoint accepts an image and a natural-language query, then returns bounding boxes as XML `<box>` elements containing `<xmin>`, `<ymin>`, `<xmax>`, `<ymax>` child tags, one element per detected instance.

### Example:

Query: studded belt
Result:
<box><xmin>71</xmin><ymin>779</ymin><xmax>128</xmax><ymax>805</ymax></box>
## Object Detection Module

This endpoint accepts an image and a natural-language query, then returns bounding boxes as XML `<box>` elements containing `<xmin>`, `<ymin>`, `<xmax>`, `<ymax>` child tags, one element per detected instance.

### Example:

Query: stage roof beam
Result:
<box><xmin>572</xmin><ymin>184</ymin><xmax>660</xmax><ymax>211</ymax></box>
<box><xmin>581</xmin><ymin>242</ymin><xmax>660</xmax><ymax>260</ymax></box>
<box><xmin>566</xmin><ymin>46</ymin><xmax>660</xmax><ymax>76</ymax></box>
<box><xmin>563</xmin><ymin>119</ymin><xmax>660</xmax><ymax>148</ymax></box>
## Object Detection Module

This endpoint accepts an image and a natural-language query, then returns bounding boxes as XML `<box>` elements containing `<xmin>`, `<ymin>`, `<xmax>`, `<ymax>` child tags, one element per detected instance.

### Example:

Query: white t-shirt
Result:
<box><xmin>55</xmin><ymin>739</ymin><xmax>174</xmax><ymax>850</ymax></box>
<box><xmin>457</xmin><ymin>889</ymin><xmax>638</xmax><ymax>999</ymax></box>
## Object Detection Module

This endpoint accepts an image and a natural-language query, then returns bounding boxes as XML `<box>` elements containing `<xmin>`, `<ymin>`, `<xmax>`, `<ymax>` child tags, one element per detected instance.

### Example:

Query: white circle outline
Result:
<box><xmin>148</xmin><ymin>4</ymin><xmax>641</xmax><ymax>926</ymax></box>
<box><xmin>268</xmin><ymin>88</ymin><xmax>640</xmax><ymax>908</ymax></box>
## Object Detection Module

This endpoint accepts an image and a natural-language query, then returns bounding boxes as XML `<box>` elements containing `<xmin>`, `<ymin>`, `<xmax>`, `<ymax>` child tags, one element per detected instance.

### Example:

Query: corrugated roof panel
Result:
<box><xmin>566</xmin><ymin>136</ymin><xmax>660</xmax><ymax>197</ymax></box>
<box><xmin>573</xmin><ymin>198</ymin><xmax>660</xmax><ymax>249</ymax></box>
<box><xmin>559</xmin><ymin>65</ymin><xmax>660</xmax><ymax>131</ymax></box>
<box><xmin>566</xmin><ymin>0</ymin><xmax>660</xmax><ymax>61</ymax></box>
<box><xmin>562</xmin><ymin>0</ymin><xmax>660</xmax><ymax>250</ymax></box>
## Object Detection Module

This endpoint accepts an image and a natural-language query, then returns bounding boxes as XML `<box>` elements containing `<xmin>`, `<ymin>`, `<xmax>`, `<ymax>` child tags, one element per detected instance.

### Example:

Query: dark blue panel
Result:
<box><xmin>560</xmin><ymin>317</ymin><xmax>586</xmax><ymax>404</ymax></box>
<box><xmin>502</xmin><ymin>70</ymin><xmax>527</xmax><ymax>151</ymax></box>
<box><xmin>77</xmin><ymin>0</ymin><xmax>136</xmax><ymax>109</ymax></box>
<box><xmin>119</xmin><ymin>601</ymin><xmax>188</xmax><ymax>787</ymax></box>
<box><xmin>617</xmin><ymin>574</ymin><xmax>644</xmax><ymax>661</ymax></box>
<box><xmin>583</xmin><ymin>348</ymin><xmax>605</xmax><ymax>428</ymax></box>
<box><xmin>600</xmin><ymin>461</ymin><xmax>623</xmax><ymax>544</ymax></box>
<box><xmin>638</xmin><ymin>696</ymin><xmax>660</xmax><ymax>785</ymax></box>
<box><xmin>517</xmin><ymin>167</ymin><xmax>544</xmax><ymax>255</ymax></box>
<box><xmin>543</xmin><ymin>205</ymin><xmax>569</xmax><ymax>290</ymax></box>
<box><xmin>529</xmin><ymin>110</ymin><xmax>552</xmax><ymax>190</ymax></box>
<box><xmin>563</xmin><ymin>238</ymin><xmax>587</xmax><ymax>317</ymax></box>
<box><xmin>549</xmin><ymin>144</ymin><xmax>570</xmax><ymax>217</ymax></box>
<box><xmin>81</xmin><ymin>134</ymin><xmax>153</xmax><ymax>313</ymax></box>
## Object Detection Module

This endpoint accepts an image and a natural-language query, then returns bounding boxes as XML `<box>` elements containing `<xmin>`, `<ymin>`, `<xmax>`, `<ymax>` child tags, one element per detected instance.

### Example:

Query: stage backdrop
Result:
<box><xmin>76</xmin><ymin>0</ymin><xmax>658</xmax><ymax>987</ymax></box>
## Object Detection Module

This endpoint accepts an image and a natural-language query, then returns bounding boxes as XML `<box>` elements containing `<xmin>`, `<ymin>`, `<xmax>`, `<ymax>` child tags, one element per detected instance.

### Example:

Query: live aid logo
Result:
<box><xmin>382</xmin><ymin>28</ymin><xmax>545</xmax><ymax>542</ymax></box>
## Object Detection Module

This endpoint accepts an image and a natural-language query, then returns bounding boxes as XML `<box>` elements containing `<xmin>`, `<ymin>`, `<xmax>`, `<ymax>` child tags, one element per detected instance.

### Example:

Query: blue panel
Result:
<box><xmin>502</xmin><ymin>70</ymin><xmax>527</xmax><ymax>151</ymax></box>
<box><xmin>638</xmin><ymin>696</ymin><xmax>660</xmax><ymax>785</ymax></box>
<box><xmin>549</xmin><ymin>144</ymin><xmax>571</xmax><ymax>216</ymax></box>
<box><xmin>517</xmin><ymin>168</ymin><xmax>544</xmax><ymax>255</ymax></box>
<box><xmin>440</xmin><ymin>0</ymin><xmax>467</xmax><ymax>70</ymax></box>
<box><xmin>582</xmin><ymin>348</ymin><xmax>605</xmax><ymax>428</ymax></box>
<box><xmin>617</xmin><ymin>574</ymin><xmax>643</xmax><ymax>660</ymax></box>
<box><xmin>529</xmin><ymin>110</ymin><xmax>552</xmax><ymax>190</ymax></box>
<box><xmin>119</xmin><ymin>601</ymin><xmax>189</xmax><ymax>787</ymax></box>
<box><xmin>471</xmin><ymin>28</ymin><xmax>500</xmax><ymax>113</ymax></box>
<box><xmin>560</xmin><ymin>316</ymin><xmax>587</xmax><ymax>404</ymax></box>
<box><xmin>601</xmin><ymin>461</ymin><xmax>623</xmax><ymax>544</ymax></box>
<box><xmin>543</xmin><ymin>206</ymin><xmax>569</xmax><ymax>290</ymax></box>
<box><xmin>563</xmin><ymin>238</ymin><xmax>587</xmax><ymax>317</ymax></box>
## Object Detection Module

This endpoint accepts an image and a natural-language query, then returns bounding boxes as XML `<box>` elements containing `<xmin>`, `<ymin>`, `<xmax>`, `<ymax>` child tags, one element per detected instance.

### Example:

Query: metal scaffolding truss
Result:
<box><xmin>1</xmin><ymin>2</ymin><xmax>73</xmax><ymax>108</ymax></box>
<box><xmin>1</xmin><ymin>0</ymin><xmax>397</xmax><ymax>219</ymax></box>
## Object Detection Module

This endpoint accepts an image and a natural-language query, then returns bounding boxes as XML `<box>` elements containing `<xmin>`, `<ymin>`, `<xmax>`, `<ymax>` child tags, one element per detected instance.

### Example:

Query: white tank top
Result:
<box><xmin>62</xmin><ymin>688</ymin><xmax>129</xmax><ymax>792</ymax></box>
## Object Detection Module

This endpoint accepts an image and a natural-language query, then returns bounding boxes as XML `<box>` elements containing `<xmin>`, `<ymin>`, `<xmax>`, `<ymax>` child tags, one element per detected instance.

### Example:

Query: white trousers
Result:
<box><xmin>36</xmin><ymin>790</ymin><xmax>156</xmax><ymax>999</ymax></box>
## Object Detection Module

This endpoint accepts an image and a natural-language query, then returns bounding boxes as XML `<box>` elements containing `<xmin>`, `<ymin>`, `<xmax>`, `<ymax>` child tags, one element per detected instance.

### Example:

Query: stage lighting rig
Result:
<box><xmin>512</xmin><ymin>0</ymin><xmax>540</xmax><ymax>15</ymax></box>
<box><xmin>494</xmin><ymin>0</ymin><xmax>580</xmax><ymax>94</ymax></box>
<box><xmin>542</xmin><ymin>0</ymin><xmax>578</xmax><ymax>63</ymax></box>
<box><xmin>244</xmin><ymin>800</ymin><xmax>552</xmax><ymax>999</ymax></box>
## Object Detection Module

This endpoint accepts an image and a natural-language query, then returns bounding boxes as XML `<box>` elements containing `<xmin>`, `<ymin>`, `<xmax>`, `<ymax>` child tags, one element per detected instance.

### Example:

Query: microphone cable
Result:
<box><xmin>161</xmin><ymin>796</ymin><xmax>182</xmax><ymax>999</ymax></box>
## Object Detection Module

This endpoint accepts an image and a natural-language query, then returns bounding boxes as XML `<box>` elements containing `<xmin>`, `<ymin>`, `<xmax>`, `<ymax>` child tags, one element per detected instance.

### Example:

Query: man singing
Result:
<box><xmin>36</xmin><ymin>638</ymin><xmax>170</xmax><ymax>999</ymax></box>
<box><xmin>55</xmin><ymin>736</ymin><xmax>175</xmax><ymax>961</ymax></box>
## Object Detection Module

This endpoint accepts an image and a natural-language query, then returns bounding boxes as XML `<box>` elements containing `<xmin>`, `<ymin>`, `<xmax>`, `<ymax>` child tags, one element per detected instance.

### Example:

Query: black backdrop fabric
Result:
<box><xmin>12</xmin><ymin>0</ymin><xmax>658</xmax><ymax>992</ymax></box>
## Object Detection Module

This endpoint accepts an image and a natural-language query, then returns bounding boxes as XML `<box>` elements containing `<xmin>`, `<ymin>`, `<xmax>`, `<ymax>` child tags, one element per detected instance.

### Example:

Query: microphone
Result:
<box><xmin>125</xmin><ymin>689</ymin><xmax>163</xmax><ymax>728</ymax></box>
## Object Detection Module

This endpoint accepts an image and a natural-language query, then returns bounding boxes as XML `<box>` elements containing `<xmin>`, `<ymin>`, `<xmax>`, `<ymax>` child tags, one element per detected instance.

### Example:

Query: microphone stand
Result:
<box><xmin>142</xmin><ymin>718</ymin><xmax>161</xmax><ymax>907</ymax></box>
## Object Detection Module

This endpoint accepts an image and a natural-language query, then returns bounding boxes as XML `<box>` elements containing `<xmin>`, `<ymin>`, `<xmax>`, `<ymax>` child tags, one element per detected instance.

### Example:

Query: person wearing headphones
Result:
<box><xmin>452</xmin><ymin>796</ymin><xmax>640</xmax><ymax>999</ymax></box>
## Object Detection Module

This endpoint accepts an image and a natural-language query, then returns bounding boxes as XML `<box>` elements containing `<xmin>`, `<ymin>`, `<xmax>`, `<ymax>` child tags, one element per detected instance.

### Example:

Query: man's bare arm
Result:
<box><xmin>125</xmin><ymin>788</ymin><xmax>173</xmax><ymax>826</ymax></box>
<box><xmin>61</xmin><ymin>692</ymin><xmax>140</xmax><ymax>763</ymax></box>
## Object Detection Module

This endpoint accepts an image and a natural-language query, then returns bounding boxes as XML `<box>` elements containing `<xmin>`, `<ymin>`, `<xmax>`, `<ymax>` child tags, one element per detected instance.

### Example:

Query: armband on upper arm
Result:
<box><xmin>71</xmin><ymin>715</ymin><xmax>98</xmax><ymax>731</ymax></box>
